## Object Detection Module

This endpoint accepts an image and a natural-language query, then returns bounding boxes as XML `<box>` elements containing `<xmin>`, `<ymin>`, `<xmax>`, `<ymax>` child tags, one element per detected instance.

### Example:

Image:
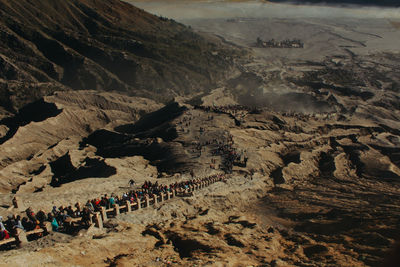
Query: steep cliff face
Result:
<box><xmin>0</xmin><ymin>0</ymin><xmax>242</xmax><ymax>114</ymax></box>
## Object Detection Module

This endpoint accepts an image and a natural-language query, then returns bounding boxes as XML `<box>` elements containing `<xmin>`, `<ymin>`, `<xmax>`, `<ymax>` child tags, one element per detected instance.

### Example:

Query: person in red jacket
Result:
<box><xmin>0</xmin><ymin>216</ymin><xmax>10</xmax><ymax>240</ymax></box>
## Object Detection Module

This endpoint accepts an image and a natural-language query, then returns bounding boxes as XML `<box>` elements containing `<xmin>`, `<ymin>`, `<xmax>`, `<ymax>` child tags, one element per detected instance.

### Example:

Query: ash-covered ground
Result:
<box><xmin>1</xmin><ymin>1</ymin><xmax>400</xmax><ymax>266</ymax></box>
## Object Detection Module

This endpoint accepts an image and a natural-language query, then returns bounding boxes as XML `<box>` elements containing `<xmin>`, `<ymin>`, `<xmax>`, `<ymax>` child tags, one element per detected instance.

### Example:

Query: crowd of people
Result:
<box><xmin>0</xmin><ymin>206</ymin><xmax>66</xmax><ymax>242</ymax></box>
<box><xmin>195</xmin><ymin>104</ymin><xmax>254</xmax><ymax>114</ymax></box>
<box><xmin>0</xmin><ymin>173</ymin><xmax>225</xmax><ymax>247</ymax></box>
<box><xmin>211</xmin><ymin>134</ymin><xmax>244</xmax><ymax>173</ymax></box>
<box><xmin>84</xmin><ymin>173</ymin><xmax>225</xmax><ymax>215</ymax></box>
<box><xmin>185</xmin><ymin>130</ymin><xmax>247</xmax><ymax>173</ymax></box>
<box><xmin>176</xmin><ymin>111</ymin><xmax>193</xmax><ymax>133</ymax></box>
<box><xmin>194</xmin><ymin>104</ymin><xmax>257</xmax><ymax>126</ymax></box>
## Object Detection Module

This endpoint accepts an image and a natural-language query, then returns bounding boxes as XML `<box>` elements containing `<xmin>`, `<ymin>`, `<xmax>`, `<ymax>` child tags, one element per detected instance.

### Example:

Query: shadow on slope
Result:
<box><xmin>114</xmin><ymin>101</ymin><xmax>186</xmax><ymax>141</ymax></box>
<box><xmin>81</xmin><ymin>103</ymin><xmax>191</xmax><ymax>173</ymax></box>
<box><xmin>82</xmin><ymin>129</ymin><xmax>190</xmax><ymax>174</ymax></box>
<box><xmin>49</xmin><ymin>152</ymin><xmax>116</xmax><ymax>187</ymax></box>
<box><xmin>0</xmin><ymin>98</ymin><xmax>62</xmax><ymax>144</ymax></box>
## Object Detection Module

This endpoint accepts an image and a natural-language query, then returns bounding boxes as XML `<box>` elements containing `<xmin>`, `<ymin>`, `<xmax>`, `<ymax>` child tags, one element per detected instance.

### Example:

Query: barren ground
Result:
<box><xmin>1</xmin><ymin>1</ymin><xmax>400</xmax><ymax>266</ymax></box>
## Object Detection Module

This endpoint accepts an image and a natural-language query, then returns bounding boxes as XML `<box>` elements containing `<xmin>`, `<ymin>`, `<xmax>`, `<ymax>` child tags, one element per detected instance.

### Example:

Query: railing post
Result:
<box><xmin>166</xmin><ymin>191</ymin><xmax>171</xmax><ymax>200</ymax></box>
<box><xmin>101</xmin><ymin>206</ymin><xmax>108</xmax><ymax>221</ymax></box>
<box><xmin>114</xmin><ymin>204</ymin><xmax>120</xmax><ymax>217</ymax></box>
<box><xmin>146</xmin><ymin>196</ymin><xmax>150</xmax><ymax>207</ymax></box>
<box><xmin>94</xmin><ymin>212</ymin><xmax>103</xmax><ymax>230</ymax></box>
<box><xmin>154</xmin><ymin>195</ymin><xmax>158</xmax><ymax>204</ymax></box>
<box><xmin>171</xmin><ymin>190</ymin><xmax>175</xmax><ymax>198</ymax></box>
<box><xmin>76</xmin><ymin>202</ymin><xmax>82</xmax><ymax>213</ymax></box>
<box><xmin>126</xmin><ymin>201</ymin><xmax>131</xmax><ymax>212</ymax></box>
<box><xmin>160</xmin><ymin>193</ymin><xmax>164</xmax><ymax>202</ymax></box>
<box><xmin>15</xmin><ymin>228</ymin><xmax>28</xmax><ymax>247</ymax></box>
<box><xmin>137</xmin><ymin>199</ymin><xmax>141</xmax><ymax>210</ymax></box>
<box><xmin>43</xmin><ymin>221</ymin><xmax>52</xmax><ymax>235</ymax></box>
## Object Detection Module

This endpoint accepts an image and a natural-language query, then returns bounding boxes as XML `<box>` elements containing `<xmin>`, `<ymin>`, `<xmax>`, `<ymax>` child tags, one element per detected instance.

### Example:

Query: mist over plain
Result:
<box><xmin>127</xmin><ymin>0</ymin><xmax>400</xmax><ymax>20</ymax></box>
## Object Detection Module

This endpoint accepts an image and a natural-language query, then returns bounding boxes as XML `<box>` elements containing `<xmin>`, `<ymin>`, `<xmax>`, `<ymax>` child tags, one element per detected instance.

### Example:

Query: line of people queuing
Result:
<box><xmin>1</xmin><ymin>173</ymin><xmax>225</xmax><ymax>245</ymax></box>
<box><xmin>84</xmin><ymin>173</ymin><xmax>225</xmax><ymax>214</ymax></box>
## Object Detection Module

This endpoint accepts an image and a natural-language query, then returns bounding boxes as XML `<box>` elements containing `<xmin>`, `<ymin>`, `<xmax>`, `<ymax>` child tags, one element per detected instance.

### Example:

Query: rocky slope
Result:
<box><xmin>1</xmin><ymin>96</ymin><xmax>399</xmax><ymax>266</ymax></box>
<box><xmin>0</xmin><ymin>1</ymin><xmax>399</xmax><ymax>266</ymax></box>
<box><xmin>0</xmin><ymin>90</ymin><xmax>161</xmax><ymax>194</ymax></box>
<box><xmin>0</xmin><ymin>0</ymin><xmax>243</xmax><ymax>115</ymax></box>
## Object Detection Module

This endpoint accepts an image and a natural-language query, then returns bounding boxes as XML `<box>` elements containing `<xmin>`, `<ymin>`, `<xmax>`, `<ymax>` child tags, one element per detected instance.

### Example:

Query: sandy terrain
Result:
<box><xmin>1</xmin><ymin>90</ymin><xmax>399</xmax><ymax>266</ymax></box>
<box><xmin>1</xmin><ymin>1</ymin><xmax>400</xmax><ymax>266</ymax></box>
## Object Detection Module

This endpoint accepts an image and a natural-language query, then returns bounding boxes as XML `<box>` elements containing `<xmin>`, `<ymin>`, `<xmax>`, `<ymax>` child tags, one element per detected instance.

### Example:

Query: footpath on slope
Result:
<box><xmin>0</xmin><ymin>104</ymin><xmax>254</xmax><ymax>251</ymax></box>
<box><xmin>0</xmin><ymin>173</ymin><xmax>227</xmax><ymax>250</ymax></box>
